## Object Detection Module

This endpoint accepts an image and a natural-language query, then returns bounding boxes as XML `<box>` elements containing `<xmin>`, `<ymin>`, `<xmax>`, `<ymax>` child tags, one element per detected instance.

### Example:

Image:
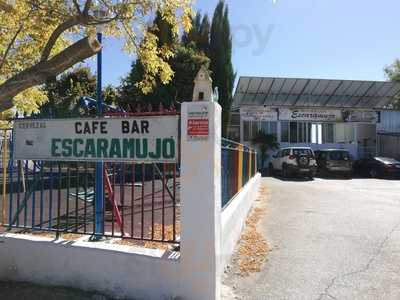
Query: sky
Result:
<box><xmin>88</xmin><ymin>0</ymin><xmax>400</xmax><ymax>88</ymax></box>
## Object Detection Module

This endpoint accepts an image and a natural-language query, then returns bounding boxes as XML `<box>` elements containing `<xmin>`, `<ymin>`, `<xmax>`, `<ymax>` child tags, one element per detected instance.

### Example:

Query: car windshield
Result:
<box><xmin>375</xmin><ymin>157</ymin><xmax>399</xmax><ymax>164</ymax></box>
<box><xmin>328</xmin><ymin>151</ymin><xmax>350</xmax><ymax>161</ymax></box>
<box><xmin>293</xmin><ymin>149</ymin><xmax>313</xmax><ymax>156</ymax></box>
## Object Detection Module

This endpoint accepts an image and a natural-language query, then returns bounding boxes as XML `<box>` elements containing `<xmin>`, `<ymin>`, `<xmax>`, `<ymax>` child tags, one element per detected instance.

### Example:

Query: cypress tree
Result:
<box><xmin>198</xmin><ymin>15</ymin><xmax>211</xmax><ymax>55</ymax></box>
<box><xmin>210</xmin><ymin>1</ymin><xmax>235</xmax><ymax>137</ymax></box>
<box><xmin>182</xmin><ymin>12</ymin><xmax>210</xmax><ymax>55</ymax></box>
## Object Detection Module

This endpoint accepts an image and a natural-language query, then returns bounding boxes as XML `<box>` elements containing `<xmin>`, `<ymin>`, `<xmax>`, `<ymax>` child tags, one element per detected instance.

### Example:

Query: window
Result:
<box><xmin>243</xmin><ymin>120</ymin><xmax>260</xmax><ymax>142</ymax></box>
<box><xmin>290</xmin><ymin>122</ymin><xmax>298</xmax><ymax>143</ymax></box>
<box><xmin>282</xmin><ymin>149</ymin><xmax>291</xmax><ymax>157</ymax></box>
<box><xmin>328</xmin><ymin>151</ymin><xmax>350</xmax><ymax>161</ymax></box>
<box><xmin>230</xmin><ymin>113</ymin><xmax>240</xmax><ymax>126</ymax></box>
<box><xmin>243</xmin><ymin>121</ymin><xmax>251</xmax><ymax>142</ymax></box>
<box><xmin>270</xmin><ymin>122</ymin><xmax>277</xmax><ymax>135</ymax></box>
<box><xmin>322</xmin><ymin>123</ymin><xmax>334</xmax><ymax>143</ymax></box>
<box><xmin>310</xmin><ymin>123</ymin><xmax>335</xmax><ymax>144</ymax></box>
<box><xmin>281</xmin><ymin>121</ymin><xmax>289</xmax><ymax>142</ymax></box>
<box><xmin>260</xmin><ymin>121</ymin><xmax>269</xmax><ymax>133</ymax></box>
<box><xmin>251</xmin><ymin>121</ymin><xmax>259</xmax><ymax>137</ymax></box>
<box><xmin>298</xmin><ymin>122</ymin><xmax>310</xmax><ymax>143</ymax></box>
<box><xmin>198</xmin><ymin>92</ymin><xmax>204</xmax><ymax>101</ymax></box>
<box><xmin>260</xmin><ymin>121</ymin><xmax>278</xmax><ymax>137</ymax></box>
<box><xmin>293</xmin><ymin>148</ymin><xmax>314</xmax><ymax>157</ymax></box>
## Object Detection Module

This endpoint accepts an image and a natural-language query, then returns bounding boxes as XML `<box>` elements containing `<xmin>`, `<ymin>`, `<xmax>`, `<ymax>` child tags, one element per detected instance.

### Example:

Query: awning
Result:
<box><xmin>232</xmin><ymin>77</ymin><xmax>400</xmax><ymax>110</ymax></box>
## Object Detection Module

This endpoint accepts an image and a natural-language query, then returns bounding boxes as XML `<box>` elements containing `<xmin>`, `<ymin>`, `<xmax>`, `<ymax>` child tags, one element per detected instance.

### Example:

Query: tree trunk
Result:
<box><xmin>0</xmin><ymin>36</ymin><xmax>101</xmax><ymax>112</ymax></box>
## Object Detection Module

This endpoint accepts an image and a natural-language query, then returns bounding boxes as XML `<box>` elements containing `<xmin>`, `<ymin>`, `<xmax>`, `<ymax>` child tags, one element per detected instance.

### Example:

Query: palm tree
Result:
<box><xmin>251</xmin><ymin>129</ymin><xmax>279</xmax><ymax>173</ymax></box>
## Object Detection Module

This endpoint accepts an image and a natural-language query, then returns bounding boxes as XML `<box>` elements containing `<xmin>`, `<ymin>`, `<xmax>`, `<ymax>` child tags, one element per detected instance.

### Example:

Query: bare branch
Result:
<box><xmin>0</xmin><ymin>37</ymin><xmax>102</xmax><ymax>112</ymax></box>
<box><xmin>0</xmin><ymin>23</ymin><xmax>23</xmax><ymax>72</ymax></box>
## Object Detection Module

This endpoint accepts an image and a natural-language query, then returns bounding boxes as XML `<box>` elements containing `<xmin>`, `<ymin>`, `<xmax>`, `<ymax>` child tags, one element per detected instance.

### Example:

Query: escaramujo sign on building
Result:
<box><xmin>14</xmin><ymin>116</ymin><xmax>179</xmax><ymax>163</ymax></box>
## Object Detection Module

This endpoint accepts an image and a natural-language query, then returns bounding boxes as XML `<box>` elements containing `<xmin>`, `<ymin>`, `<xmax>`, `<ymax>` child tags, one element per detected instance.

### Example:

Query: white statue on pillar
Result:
<box><xmin>192</xmin><ymin>65</ymin><xmax>215</xmax><ymax>102</ymax></box>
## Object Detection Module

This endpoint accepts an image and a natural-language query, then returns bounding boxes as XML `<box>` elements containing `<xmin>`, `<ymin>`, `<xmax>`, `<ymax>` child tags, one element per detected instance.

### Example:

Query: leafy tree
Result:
<box><xmin>385</xmin><ymin>59</ymin><xmax>400</xmax><ymax>109</ymax></box>
<box><xmin>103</xmin><ymin>85</ymin><xmax>119</xmax><ymax>106</ymax></box>
<box><xmin>252</xmin><ymin>130</ymin><xmax>279</xmax><ymax>171</ymax></box>
<box><xmin>0</xmin><ymin>0</ymin><xmax>193</xmax><ymax>114</ymax></box>
<box><xmin>39</xmin><ymin>66</ymin><xmax>118</xmax><ymax>117</ymax></box>
<box><xmin>182</xmin><ymin>12</ymin><xmax>210</xmax><ymax>55</ymax></box>
<box><xmin>119</xmin><ymin>61</ymin><xmax>146</xmax><ymax>111</ymax></box>
<box><xmin>119</xmin><ymin>44</ymin><xmax>210</xmax><ymax>111</ymax></box>
<box><xmin>40</xmin><ymin>66</ymin><xmax>96</xmax><ymax>117</ymax></box>
<box><xmin>210</xmin><ymin>1</ymin><xmax>235</xmax><ymax>137</ymax></box>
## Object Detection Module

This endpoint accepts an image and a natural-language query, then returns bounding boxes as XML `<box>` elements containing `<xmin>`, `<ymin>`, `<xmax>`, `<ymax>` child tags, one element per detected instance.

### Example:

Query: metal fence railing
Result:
<box><xmin>1</xmin><ymin>128</ymin><xmax>12</xmax><ymax>229</ymax></box>
<box><xmin>0</xmin><ymin>118</ymin><xmax>180</xmax><ymax>244</ymax></box>
<box><xmin>221</xmin><ymin>138</ymin><xmax>257</xmax><ymax>209</ymax></box>
<box><xmin>2</xmin><ymin>159</ymin><xmax>180</xmax><ymax>244</ymax></box>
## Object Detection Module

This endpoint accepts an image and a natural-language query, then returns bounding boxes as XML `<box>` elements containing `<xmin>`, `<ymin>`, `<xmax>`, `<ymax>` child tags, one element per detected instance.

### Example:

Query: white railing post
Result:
<box><xmin>180</xmin><ymin>101</ymin><xmax>222</xmax><ymax>300</ymax></box>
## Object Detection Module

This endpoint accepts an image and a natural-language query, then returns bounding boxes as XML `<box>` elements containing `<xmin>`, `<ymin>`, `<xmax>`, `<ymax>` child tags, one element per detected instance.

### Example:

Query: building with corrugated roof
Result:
<box><xmin>229</xmin><ymin>76</ymin><xmax>400</xmax><ymax>166</ymax></box>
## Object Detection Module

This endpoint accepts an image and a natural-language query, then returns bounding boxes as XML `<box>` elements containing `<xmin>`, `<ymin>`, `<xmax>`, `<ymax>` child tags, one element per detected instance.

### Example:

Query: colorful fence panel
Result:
<box><xmin>221</xmin><ymin>138</ymin><xmax>257</xmax><ymax>208</ymax></box>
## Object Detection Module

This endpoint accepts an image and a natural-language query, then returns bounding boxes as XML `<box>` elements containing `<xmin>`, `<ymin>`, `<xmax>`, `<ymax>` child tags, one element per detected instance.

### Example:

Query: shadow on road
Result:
<box><xmin>264</xmin><ymin>175</ymin><xmax>314</xmax><ymax>182</ymax></box>
<box><xmin>0</xmin><ymin>281</ymin><xmax>121</xmax><ymax>300</ymax></box>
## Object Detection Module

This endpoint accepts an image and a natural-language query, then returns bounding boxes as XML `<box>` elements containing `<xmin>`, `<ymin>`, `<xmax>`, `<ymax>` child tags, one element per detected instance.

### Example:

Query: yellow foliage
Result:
<box><xmin>0</xmin><ymin>0</ymin><xmax>194</xmax><ymax>113</ymax></box>
<box><xmin>13</xmin><ymin>87</ymin><xmax>48</xmax><ymax>114</ymax></box>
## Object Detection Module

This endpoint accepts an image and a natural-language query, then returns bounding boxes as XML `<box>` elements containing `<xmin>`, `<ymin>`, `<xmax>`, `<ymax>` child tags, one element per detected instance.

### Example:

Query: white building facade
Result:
<box><xmin>229</xmin><ymin>77</ymin><xmax>400</xmax><ymax>167</ymax></box>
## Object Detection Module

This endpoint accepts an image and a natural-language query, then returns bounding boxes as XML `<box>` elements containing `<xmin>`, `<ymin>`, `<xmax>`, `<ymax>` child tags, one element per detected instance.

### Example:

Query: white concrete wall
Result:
<box><xmin>0</xmin><ymin>234</ymin><xmax>180</xmax><ymax>300</ymax></box>
<box><xmin>221</xmin><ymin>173</ymin><xmax>261</xmax><ymax>269</ymax></box>
<box><xmin>180</xmin><ymin>101</ymin><xmax>222</xmax><ymax>300</ymax></box>
<box><xmin>335</xmin><ymin>123</ymin><xmax>355</xmax><ymax>143</ymax></box>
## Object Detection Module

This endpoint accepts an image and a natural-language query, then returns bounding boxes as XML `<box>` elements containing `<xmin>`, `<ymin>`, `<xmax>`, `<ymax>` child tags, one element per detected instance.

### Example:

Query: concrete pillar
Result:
<box><xmin>180</xmin><ymin>101</ymin><xmax>222</xmax><ymax>300</ymax></box>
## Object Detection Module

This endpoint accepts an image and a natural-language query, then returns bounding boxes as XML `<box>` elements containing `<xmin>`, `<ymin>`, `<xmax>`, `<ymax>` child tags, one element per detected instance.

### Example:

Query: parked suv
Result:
<box><xmin>269</xmin><ymin>147</ymin><xmax>317</xmax><ymax>179</ymax></box>
<box><xmin>315</xmin><ymin>149</ymin><xmax>353</xmax><ymax>178</ymax></box>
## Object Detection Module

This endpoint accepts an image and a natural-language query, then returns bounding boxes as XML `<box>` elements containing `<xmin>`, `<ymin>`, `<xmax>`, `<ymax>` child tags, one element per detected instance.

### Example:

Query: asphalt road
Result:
<box><xmin>224</xmin><ymin>177</ymin><xmax>400</xmax><ymax>300</ymax></box>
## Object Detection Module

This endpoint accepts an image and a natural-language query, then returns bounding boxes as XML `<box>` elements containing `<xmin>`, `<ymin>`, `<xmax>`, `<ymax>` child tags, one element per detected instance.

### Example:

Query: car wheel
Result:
<box><xmin>282</xmin><ymin>164</ymin><xmax>288</xmax><ymax>178</ymax></box>
<box><xmin>268</xmin><ymin>163</ymin><xmax>274</xmax><ymax>176</ymax></box>
<box><xmin>369</xmin><ymin>168</ymin><xmax>378</xmax><ymax>178</ymax></box>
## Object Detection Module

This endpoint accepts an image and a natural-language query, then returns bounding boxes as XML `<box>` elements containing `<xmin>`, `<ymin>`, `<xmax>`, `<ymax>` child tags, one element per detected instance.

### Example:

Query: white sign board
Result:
<box><xmin>279</xmin><ymin>109</ymin><xmax>343</xmax><ymax>122</ymax></box>
<box><xmin>343</xmin><ymin>110</ymin><xmax>378</xmax><ymax>123</ymax></box>
<box><xmin>240</xmin><ymin>106</ymin><xmax>278</xmax><ymax>121</ymax></box>
<box><xmin>13</xmin><ymin>116</ymin><xmax>179</xmax><ymax>162</ymax></box>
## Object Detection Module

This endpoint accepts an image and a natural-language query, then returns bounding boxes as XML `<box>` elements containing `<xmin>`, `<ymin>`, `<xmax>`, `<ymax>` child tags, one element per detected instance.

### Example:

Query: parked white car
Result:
<box><xmin>269</xmin><ymin>147</ymin><xmax>317</xmax><ymax>179</ymax></box>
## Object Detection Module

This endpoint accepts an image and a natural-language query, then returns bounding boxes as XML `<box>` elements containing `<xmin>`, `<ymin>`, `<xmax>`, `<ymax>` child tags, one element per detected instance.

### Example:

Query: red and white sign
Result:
<box><xmin>188</xmin><ymin>119</ymin><xmax>209</xmax><ymax>137</ymax></box>
<box><xmin>187</xmin><ymin>104</ymin><xmax>209</xmax><ymax>140</ymax></box>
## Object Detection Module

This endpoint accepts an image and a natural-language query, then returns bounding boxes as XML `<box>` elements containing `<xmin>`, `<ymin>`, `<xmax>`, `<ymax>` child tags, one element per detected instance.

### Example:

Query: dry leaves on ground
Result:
<box><xmin>236</xmin><ymin>186</ymin><xmax>269</xmax><ymax>276</ymax></box>
<box><xmin>114</xmin><ymin>223</ymin><xmax>180</xmax><ymax>250</ymax></box>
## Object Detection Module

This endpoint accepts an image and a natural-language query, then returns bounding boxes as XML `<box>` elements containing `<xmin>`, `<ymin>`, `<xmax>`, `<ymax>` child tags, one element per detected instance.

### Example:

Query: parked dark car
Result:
<box><xmin>315</xmin><ymin>149</ymin><xmax>353</xmax><ymax>178</ymax></box>
<box><xmin>354</xmin><ymin>157</ymin><xmax>400</xmax><ymax>178</ymax></box>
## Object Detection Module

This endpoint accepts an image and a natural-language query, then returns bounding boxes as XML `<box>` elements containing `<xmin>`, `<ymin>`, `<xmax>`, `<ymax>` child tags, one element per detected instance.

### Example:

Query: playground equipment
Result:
<box><xmin>78</xmin><ymin>96</ymin><xmax>124</xmax><ymax>116</ymax></box>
